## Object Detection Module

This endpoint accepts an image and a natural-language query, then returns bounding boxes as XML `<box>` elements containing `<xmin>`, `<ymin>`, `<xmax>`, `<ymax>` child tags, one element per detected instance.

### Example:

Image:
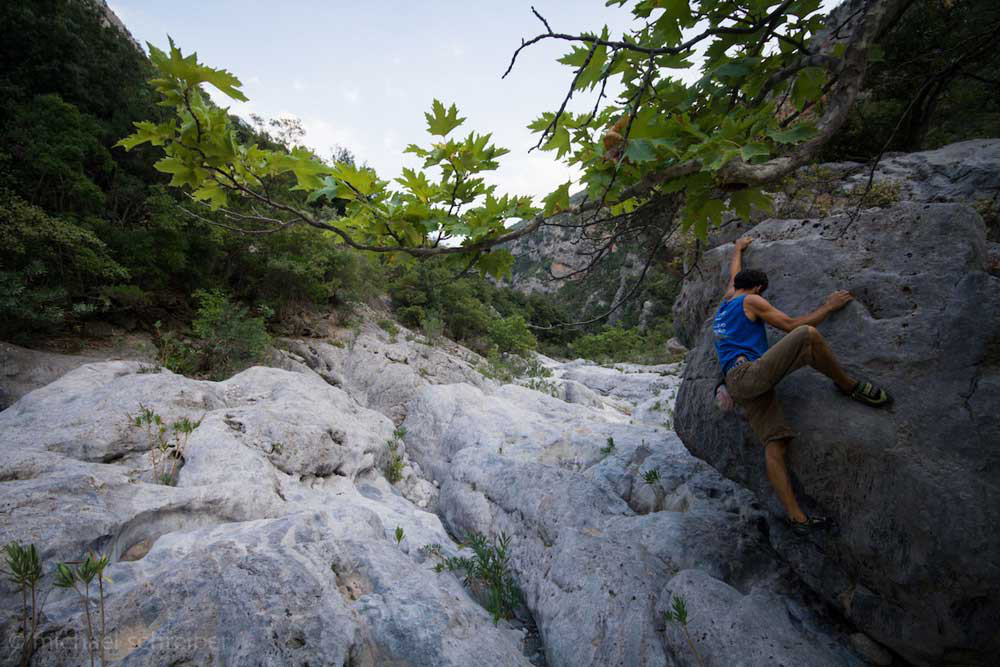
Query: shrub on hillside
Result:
<box><xmin>572</xmin><ymin>326</ymin><xmax>644</xmax><ymax>362</ymax></box>
<box><xmin>571</xmin><ymin>321</ymin><xmax>677</xmax><ymax>365</ymax></box>
<box><xmin>186</xmin><ymin>289</ymin><xmax>271</xmax><ymax>379</ymax></box>
<box><xmin>487</xmin><ymin>314</ymin><xmax>536</xmax><ymax>355</ymax></box>
<box><xmin>0</xmin><ymin>188</ymin><xmax>127</xmax><ymax>340</ymax></box>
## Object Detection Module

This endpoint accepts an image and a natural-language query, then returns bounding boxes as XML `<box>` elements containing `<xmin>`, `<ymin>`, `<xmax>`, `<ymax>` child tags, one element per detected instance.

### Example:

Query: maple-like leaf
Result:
<box><xmin>425</xmin><ymin>99</ymin><xmax>466</xmax><ymax>137</ymax></box>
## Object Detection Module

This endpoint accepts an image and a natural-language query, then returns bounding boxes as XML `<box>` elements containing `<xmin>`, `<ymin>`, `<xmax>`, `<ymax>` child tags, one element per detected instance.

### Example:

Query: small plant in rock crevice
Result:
<box><xmin>600</xmin><ymin>437</ymin><xmax>616</xmax><ymax>456</ymax></box>
<box><xmin>663</xmin><ymin>595</ymin><xmax>705</xmax><ymax>667</ymax></box>
<box><xmin>426</xmin><ymin>532</ymin><xmax>521</xmax><ymax>624</ymax></box>
<box><xmin>377</xmin><ymin>318</ymin><xmax>400</xmax><ymax>343</ymax></box>
<box><xmin>643</xmin><ymin>468</ymin><xmax>661</xmax><ymax>485</ymax></box>
<box><xmin>129</xmin><ymin>405</ymin><xmax>202</xmax><ymax>485</ymax></box>
<box><xmin>3</xmin><ymin>541</ymin><xmax>43</xmax><ymax>666</ymax></box>
<box><xmin>394</xmin><ymin>526</ymin><xmax>405</xmax><ymax>545</ymax></box>
<box><xmin>523</xmin><ymin>377</ymin><xmax>559</xmax><ymax>397</ymax></box>
<box><xmin>384</xmin><ymin>426</ymin><xmax>406</xmax><ymax>484</ymax></box>
<box><xmin>54</xmin><ymin>551</ymin><xmax>111</xmax><ymax>667</ymax></box>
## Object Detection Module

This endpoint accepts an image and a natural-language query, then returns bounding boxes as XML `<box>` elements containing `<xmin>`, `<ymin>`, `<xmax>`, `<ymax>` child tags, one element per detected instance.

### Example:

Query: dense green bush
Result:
<box><xmin>0</xmin><ymin>189</ymin><xmax>127</xmax><ymax>340</ymax></box>
<box><xmin>189</xmin><ymin>290</ymin><xmax>272</xmax><ymax>380</ymax></box>
<box><xmin>487</xmin><ymin>315</ymin><xmax>536</xmax><ymax>355</ymax></box>
<box><xmin>570</xmin><ymin>320</ymin><xmax>677</xmax><ymax>365</ymax></box>
<box><xmin>571</xmin><ymin>326</ymin><xmax>645</xmax><ymax>362</ymax></box>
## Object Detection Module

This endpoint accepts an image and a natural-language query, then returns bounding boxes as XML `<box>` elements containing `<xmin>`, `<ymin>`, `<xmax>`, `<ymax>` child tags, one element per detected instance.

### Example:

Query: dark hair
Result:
<box><xmin>733</xmin><ymin>269</ymin><xmax>768</xmax><ymax>292</ymax></box>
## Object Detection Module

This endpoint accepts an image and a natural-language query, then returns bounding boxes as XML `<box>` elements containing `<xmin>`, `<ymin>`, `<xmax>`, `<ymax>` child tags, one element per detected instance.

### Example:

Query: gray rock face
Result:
<box><xmin>281</xmin><ymin>316</ymin><xmax>491</xmax><ymax>424</ymax></box>
<box><xmin>846</xmin><ymin>139</ymin><xmax>1000</xmax><ymax>204</ymax></box>
<box><xmin>403</xmin><ymin>360</ymin><xmax>877</xmax><ymax>667</ymax></box>
<box><xmin>0</xmin><ymin>343</ymin><xmax>101</xmax><ymax>411</ymax></box>
<box><xmin>0</xmin><ymin>362</ymin><xmax>530</xmax><ymax>667</ymax></box>
<box><xmin>673</xmin><ymin>201</ymin><xmax>1000</xmax><ymax>665</ymax></box>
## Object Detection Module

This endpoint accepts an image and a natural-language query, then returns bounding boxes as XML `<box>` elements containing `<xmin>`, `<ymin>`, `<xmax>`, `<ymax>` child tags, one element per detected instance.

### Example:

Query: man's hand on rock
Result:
<box><xmin>825</xmin><ymin>290</ymin><xmax>853</xmax><ymax>311</ymax></box>
<box><xmin>734</xmin><ymin>237</ymin><xmax>753</xmax><ymax>251</ymax></box>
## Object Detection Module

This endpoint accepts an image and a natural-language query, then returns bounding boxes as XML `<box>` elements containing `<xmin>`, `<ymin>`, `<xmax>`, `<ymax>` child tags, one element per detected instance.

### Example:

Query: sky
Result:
<box><xmin>107</xmin><ymin>1</ymin><xmax>836</xmax><ymax>204</ymax></box>
<box><xmin>106</xmin><ymin>1</ymin><xmax>670</xmax><ymax>203</ymax></box>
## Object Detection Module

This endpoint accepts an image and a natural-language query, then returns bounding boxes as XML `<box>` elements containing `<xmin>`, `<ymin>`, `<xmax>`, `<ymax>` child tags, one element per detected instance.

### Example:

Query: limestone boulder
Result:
<box><xmin>673</xmin><ymin>202</ymin><xmax>1000</xmax><ymax>664</ymax></box>
<box><xmin>0</xmin><ymin>362</ymin><xmax>530</xmax><ymax>667</ymax></box>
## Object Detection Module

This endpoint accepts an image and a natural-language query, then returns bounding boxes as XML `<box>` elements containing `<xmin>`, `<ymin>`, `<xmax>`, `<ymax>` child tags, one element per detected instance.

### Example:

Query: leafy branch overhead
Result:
<box><xmin>512</xmin><ymin>0</ymin><xmax>905</xmax><ymax>237</ymax></box>
<box><xmin>117</xmin><ymin>39</ymin><xmax>535</xmax><ymax>279</ymax></box>
<box><xmin>119</xmin><ymin>0</ymin><xmax>904</xmax><ymax>276</ymax></box>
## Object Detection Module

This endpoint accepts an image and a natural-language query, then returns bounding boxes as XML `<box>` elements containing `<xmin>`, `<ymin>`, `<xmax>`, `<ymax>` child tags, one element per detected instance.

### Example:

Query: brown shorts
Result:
<box><xmin>725</xmin><ymin>325</ymin><xmax>816</xmax><ymax>445</ymax></box>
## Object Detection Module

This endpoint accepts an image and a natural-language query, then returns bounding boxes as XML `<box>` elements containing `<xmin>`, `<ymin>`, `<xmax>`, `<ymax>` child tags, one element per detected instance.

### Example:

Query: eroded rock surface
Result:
<box><xmin>674</xmin><ymin>201</ymin><xmax>1000</xmax><ymax>664</ymax></box>
<box><xmin>0</xmin><ymin>363</ymin><xmax>529</xmax><ymax>666</ymax></box>
<box><xmin>402</xmin><ymin>358</ymin><xmax>875</xmax><ymax>667</ymax></box>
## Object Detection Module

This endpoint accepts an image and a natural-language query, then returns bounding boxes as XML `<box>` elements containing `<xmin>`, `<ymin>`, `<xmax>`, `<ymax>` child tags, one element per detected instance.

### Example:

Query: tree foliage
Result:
<box><xmin>119</xmin><ymin>0</ymin><xmax>902</xmax><ymax>281</ymax></box>
<box><xmin>118</xmin><ymin>40</ymin><xmax>536</xmax><ymax>279</ymax></box>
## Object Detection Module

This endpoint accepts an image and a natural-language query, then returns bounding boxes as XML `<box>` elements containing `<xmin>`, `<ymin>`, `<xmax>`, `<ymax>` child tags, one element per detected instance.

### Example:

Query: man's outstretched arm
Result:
<box><xmin>745</xmin><ymin>291</ymin><xmax>853</xmax><ymax>332</ymax></box>
<box><xmin>724</xmin><ymin>237</ymin><xmax>753</xmax><ymax>299</ymax></box>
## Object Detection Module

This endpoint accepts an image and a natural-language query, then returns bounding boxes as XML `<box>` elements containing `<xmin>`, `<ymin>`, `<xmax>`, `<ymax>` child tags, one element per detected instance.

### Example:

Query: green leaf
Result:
<box><xmin>624</xmin><ymin>138</ymin><xmax>657</xmax><ymax>163</ymax></box>
<box><xmin>542</xmin><ymin>182</ymin><xmax>572</xmax><ymax>216</ymax></box>
<box><xmin>306</xmin><ymin>176</ymin><xmax>343</xmax><ymax>204</ymax></box>
<box><xmin>574</xmin><ymin>29</ymin><xmax>610</xmax><ymax>91</ymax></box>
<box><xmin>116</xmin><ymin>120</ymin><xmax>176</xmax><ymax>150</ymax></box>
<box><xmin>476</xmin><ymin>250</ymin><xmax>515</xmax><ymax>280</ymax></box>
<box><xmin>730</xmin><ymin>187</ymin><xmax>773</xmax><ymax>221</ymax></box>
<box><xmin>699</xmin><ymin>198</ymin><xmax>725</xmax><ymax>229</ymax></box>
<box><xmin>332</xmin><ymin>161</ymin><xmax>377</xmax><ymax>197</ymax></box>
<box><xmin>149</xmin><ymin>38</ymin><xmax>248</xmax><ymax>102</ymax></box>
<box><xmin>543</xmin><ymin>125</ymin><xmax>572</xmax><ymax>159</ymax></box>
<box><xmin>154</xmin><ymin>156</ymin><xmax>201</xmax><ymax>189</ymax></box>
<box><xmin>766</xmin><ymin>123</ymin><xmax>818</xmax><ymax>145</ymax></box>
<box><xmin>192</xmin><ymin>182</ymin><xmax>227</xmax><ymax>210</ymax></box>
<box><xmin>791</xmin><ymin>67</ymin><xmax>827</xmax><ymax>110</ymax></box>
<box><xmin>425</xmin><ymin>99</ymin><xmax>466</xmax><ymax>137</ymax></box>
<box><xmin>740</xmin><ymin>142</ymin><xmax>770</xmax><ymax>162</ymax></box>
<box><xmin>395</xmin><ymin>167</ymin><xmax>435</xmax><ymax>202</ymax></box>
<box><xmin>714</xmin><ymin>61</ymin><xmax>751</xmax><ymax>80</ymax></box>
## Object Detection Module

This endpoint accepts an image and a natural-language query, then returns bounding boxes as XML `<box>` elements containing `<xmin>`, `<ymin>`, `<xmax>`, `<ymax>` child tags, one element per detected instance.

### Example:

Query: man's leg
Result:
<box><xmin>732</xmin><ymin>385</ymin><xmax>810</xmax><ymax>523</ymax></box>
<box><xmin>799</xmin><ymin>326</ymin><xmax>855</xmax><ymax>392</ymax></box>
<box><xmin>764</xmin><ymin>438</ymin><xmax>807</xmax><ymax>523</ymax></box>
<box><xmin>738</xmin><ymin>325</ymin><xmax>856</xmax><ymax>397</ymax></box>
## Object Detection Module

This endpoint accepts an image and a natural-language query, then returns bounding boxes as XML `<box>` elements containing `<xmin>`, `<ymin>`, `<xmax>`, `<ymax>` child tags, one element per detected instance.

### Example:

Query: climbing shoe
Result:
<box><xmin>840</xmin><ymin>380</ymin><xmax>893</xmax><ymax>408</ymax></box>
<box><xmin>788</xmin><ymin>515</ymin><xmax>833</xmax><ymax>537</ymax></box>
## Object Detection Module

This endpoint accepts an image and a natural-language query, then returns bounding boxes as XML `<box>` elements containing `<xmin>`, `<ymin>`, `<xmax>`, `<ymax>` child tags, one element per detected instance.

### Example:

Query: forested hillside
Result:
<box><xmin>2</xmin><ymin>0</ymin><xmax>997</xmax><ymax>373</ymax></box>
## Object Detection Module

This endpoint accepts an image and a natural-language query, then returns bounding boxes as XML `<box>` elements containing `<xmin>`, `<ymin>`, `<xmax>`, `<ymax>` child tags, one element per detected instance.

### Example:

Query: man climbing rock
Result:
<box><xmin>714</xmin><ymin>237</ymin><xmax>892</xmax><ymax>535</ymax></box>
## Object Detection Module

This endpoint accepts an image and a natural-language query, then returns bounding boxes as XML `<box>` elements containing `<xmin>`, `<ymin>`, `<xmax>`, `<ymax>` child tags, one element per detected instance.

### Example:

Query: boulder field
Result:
<box><xmin>4</xmin><ymin>139</ymin><xmax>999</xmax><ymax>665</ymax></box>
<box><xmin>3</xmin><ymin>325</ymin><xmax>880</xmax><ymax>666</ymax></box>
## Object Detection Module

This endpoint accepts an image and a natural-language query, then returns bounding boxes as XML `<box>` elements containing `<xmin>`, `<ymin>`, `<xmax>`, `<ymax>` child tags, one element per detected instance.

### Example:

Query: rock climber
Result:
<box><xmin>713</xmin><ymin>237</ymin><xmax>892</xmax><ymax>535</ymax></box>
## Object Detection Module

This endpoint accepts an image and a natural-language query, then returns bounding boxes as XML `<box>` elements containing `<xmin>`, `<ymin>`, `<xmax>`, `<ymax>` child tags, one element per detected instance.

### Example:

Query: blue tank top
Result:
<box><xmin>713</xmin><ymin>295</ymin><xmax>769</xmax><ymax>375</ymax></box>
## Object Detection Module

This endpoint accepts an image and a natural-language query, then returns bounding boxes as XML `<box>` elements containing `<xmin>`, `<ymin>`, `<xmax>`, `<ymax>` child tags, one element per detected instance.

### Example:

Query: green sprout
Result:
<box><xmin>55</xmin><ymin>551</ymin><xmax>111</xmax><ymax>667</ymax></box>
<box><xmin>664</xmin><ymin>595</ymin><xmax>704</xmax><ymax>667</ymax></box>
<box><xmin>2</xmin><ymin>542</ymin><xmax>43</xmax><ymax>664</ymax></box>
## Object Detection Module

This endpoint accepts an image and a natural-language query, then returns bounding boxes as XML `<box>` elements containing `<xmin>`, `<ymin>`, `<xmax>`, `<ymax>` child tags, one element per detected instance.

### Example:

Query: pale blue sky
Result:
<box><xmin>108</xmin><ymin>1</ymin><xmax>834</xmax><ymax>203</ymax></box>
<box><xmin>107</xmin><ymin>1</ymin><xmax>660</xmax><ymax>201</ymax></box>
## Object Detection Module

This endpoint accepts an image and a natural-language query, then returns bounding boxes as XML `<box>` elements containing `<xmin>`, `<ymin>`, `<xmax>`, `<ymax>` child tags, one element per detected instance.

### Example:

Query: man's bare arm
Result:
<box><xmin>724</xmin><ymin>237</ymin><xmax>753</xmax><ymax>299</ymax></box>
<box><xmin>744</xmin><ymin>291</ymin><xmax>853</xmax><ymax>332</ymax></box>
